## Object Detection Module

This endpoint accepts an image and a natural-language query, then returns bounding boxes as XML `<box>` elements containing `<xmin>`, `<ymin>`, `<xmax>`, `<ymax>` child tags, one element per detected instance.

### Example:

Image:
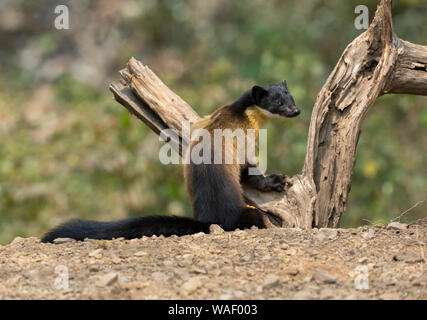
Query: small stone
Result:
<box><xmin>412</xmin><ymin>272</ymin><xmax>427</xmax><ymax>286</ymax></box>
<box><xmin>233</xmin><ymin>290</ymin><xmax>245</xmax><ymax>298</ymax></box>
<box><xmin>313</xmin><ymin>228</ymin><xmax>338</xmax><ymax>241</ymax></box>
<box><xmin>111</xmin><ymin>256</ymin><xmax>122</xmax><ymax>264</ymax></box>
<box><xmin>286</xmin><ymin>247</ymin><xmax>297</xmax><ymax>256</ymax></box>
<box><xmin>192</xmin><ymin>232</ymin><xmax>205</xmax><ymax>238</ymax></box>
<box><xmin>97</xmin><ymin>273</ymin><xmax>118</xmax><ymax>286</ymax></box>
<box><xmin>88</xmin><ymin>249</ymin><xmax>103</xmax><ymax>257</ymax></box>
<box><xmin>182</xmin><ymin>276</ymin><xmax>204</xmax><ymax>294</ymax></box>
<box><xmin>362</xmin><ymin>229</ymin><xmax>375</xmax><ymax>239</ymax></box>
<box><xmin>358</xmin><ymin>257</ymin><xmax>369</xmax><ymax>264</ymax></box>
<box><xmin>313</xmin><ymin>232</ymin><xmax>327</xmax><ymax>241</ymax></box>
<box><xmin>293</xmin><ymin>290</ymin><xmax>316</xmax><ymax>300</ymax></box>
<box><xmin>320</xmin><ymin>288</ymin><xmax>337</xmax><ymax>299</ymax></box>
<box><xmin>241</xmin><ymin>255</ymin><xmax>251</xmax><ymax>262</ymax></box>
<box><xmin>151</xmin><ymin>272</ymin><xmax>167</xmax><ymax>281</ymax></box>
<box><xmin>284</xmin><ymin>266</ymin><xmax>299</xmax><ymax>276</ymax></box>
<box><xmin>347</xmin><ymin>249</ymin><xmax>356</xmax><ymax>256</ymax></box>
<box><xmin>134</xmin><ymin>251</ymin><xmax>147</xmax><ymax>257</ymax></box>
<box><xmin>182</xmin><ymin>253</ymin><xmax>193</xmax><ymax>260</ymax></box>
<box><xmin>190</xmin><ymin>267</ymin><xmax>207</xmax><ymax>274</ymax></box>
<box><xmin>280</xmin><ymin>243</ymin><xmax>290</xmax><ymax>250</ymax></box>
<box><xmin>313</xmin><ymin>268</ymin><xmax>338</xmax><ymax>284</ymax></box>
<box><xmin>209</xmin><ymin>224</ymin><xmax>224</xmax><ymax>234</ymax></box>
<box><xmin>319</xmin><ymin>228</ymin><xmax>338</xmax><ymax>240</ymax></box>
<box><xmin>163</xmin><ymin>260</ymin><xmax>174</xmax><ymax>267</ymax></box>
<box><xmin>263</xmin><ymin>274</ymin><xmax>281</xmax><ymax>289</ymax></box>
<box><xmin>367</xmin><ymin>263</ymin><xmax>375</xmax><ymax>270</ymax></box>
<box><xmin>393</xmin><ymin>252</ymin><xmax>424</xmax><ymax>263</ymax></box>
<box><xmin>53</xmin><ymin>238</ymin><xmax>75</xmax><ymax>244</ymax></box>
<box><xmin>387</xmin><ymin>222</ymin><xmax>408</xmax><ymax>230</ymax></box>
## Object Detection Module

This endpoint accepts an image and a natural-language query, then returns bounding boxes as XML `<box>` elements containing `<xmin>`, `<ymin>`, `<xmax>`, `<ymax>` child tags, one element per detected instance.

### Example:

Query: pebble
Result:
<box><xmin>320</xmin><ymin>288</ymin><xmax>338</xmax><ymax>299</ymax></box>
<box><xmin>314</xmin><ymin>228</ymin><xmax>338</xmax><ymax>241</ymax></box>
<box><xmin>286</xmin><ymin>247</ymin><xmax>297</xmax><ymax>256</ymax></box>
<box><xmin>134</xmin><ymin>251</ymin><xmax>147</xmax><ymax>257</ymax></box>
<box><xmin>241</xmin><ymin>255</ymin><xmax>251</xmax><ymax>262</ymax></box>
<box><xmin>192</xmin><ymin>232</ymin><xmax>205</xmax><ymax>238</ymax></box>
<box><xmin>362</xmin><ymin>229</ymin><xmax>375</xmax><ymax>239</ymax></box>
<box><xmin>387</xmin><ymin>222</ymin><xmax>408</xmax><ymax>230</ymax></box>
<box><xmin>280</xmin><ymin>243</ymin><xmax>290</xmax><ymax>250</ymax></box>
<box><xmin>358</xmin><ymin>257</ymin><xmax>369</xmax><ymax>264</ymax></box>
<box><xmin>263</xmin><ymin>274</ymin><xmax>281</xmax><ymax>289</ymax></box>
<box><xmin>97</xmin><ymin>273</ymin><xmax>118</xmax><ymax>287</ymax></box>
<box><xmin>88</xmin><ymin>249</ymin><xmax>103</xmax><ymax>258</ymax></box>
<box><xmin>313</xmin><ymin>268</ymin><xmax>338</xmax><ymax>284</ymax></box>
<box><xmin>111</xmin><ymin>256</ymin><xmax>122</xmax><ymax>264</ymax></box>
<box><xmin>53</xmin><ymin>238</ymin><xmax>75</xmax><ymax>244</ymax></box>
<box><xmin>293</xmin><ymin>290</ymin><xmax>316</xmax><ymax>300</ymax></box>
<box><xmin>393</xmin><ymin>252</ymin><xmax>424</xmax><ymax>263</ymax></box>
<box><xmin>233</xmin><ymin>290</ymin><xmax>245</xmax><ymax>298</ymax></box>
<box><xmin>313</xmin><ymin>232</ymin><xmax>327</xmax><ymax>241</ymax></box>
<box><xmin>182</xmin><ymin>276</ymin><xmax>204</xmax><ymax>294</ymax></box>
<box><xmin>209</xmin><ymin>224</ymin><xmax>225</xmax><ymax>234</ymax></box>
<box><xmin>284</xmin><ymin>266</ymin><xmax>299</xmax><ymax>276</ymax></box>
<box><xmin>163</xmin><ymin>260</ymin><xmax>174</xmax><ymax>267</ymax></box>
<box><xmin>151</xmin><ymin>272</ymin><xmax>167</xmax><ymax>281</ymax></box>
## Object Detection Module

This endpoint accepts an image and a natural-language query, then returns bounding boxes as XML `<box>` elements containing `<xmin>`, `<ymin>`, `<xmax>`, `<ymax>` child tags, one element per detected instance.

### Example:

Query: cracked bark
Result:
<box><xmin>110</xmin><ymin>0</ymin><xmax>426</xmax><ymax>229</ymax></box>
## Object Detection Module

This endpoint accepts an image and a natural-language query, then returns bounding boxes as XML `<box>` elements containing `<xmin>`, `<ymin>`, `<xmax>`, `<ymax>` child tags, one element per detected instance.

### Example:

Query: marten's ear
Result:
<box><xmin>252</xmin><ymin>86</ymin><xmax>268</xmax><ymax>104</ymax></box>
<box><xmin>282</xmin><ymin>80</ymin><xmax>287</xmax><ymax>87</ymax></box>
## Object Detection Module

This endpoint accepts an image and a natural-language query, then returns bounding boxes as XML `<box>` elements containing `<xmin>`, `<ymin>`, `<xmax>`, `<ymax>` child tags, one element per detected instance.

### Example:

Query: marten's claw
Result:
<box><xmin>263</xmin><ymin>174</ymin><xmax>287</xmax><ymax>192</ymax></box>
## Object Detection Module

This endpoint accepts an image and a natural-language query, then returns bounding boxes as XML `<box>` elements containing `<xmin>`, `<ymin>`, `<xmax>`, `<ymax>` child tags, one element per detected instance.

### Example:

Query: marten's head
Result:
<box><xmin>252</xmin><ymin>80</ymin><xmax>300</xmax><ymax>118</ymax></box>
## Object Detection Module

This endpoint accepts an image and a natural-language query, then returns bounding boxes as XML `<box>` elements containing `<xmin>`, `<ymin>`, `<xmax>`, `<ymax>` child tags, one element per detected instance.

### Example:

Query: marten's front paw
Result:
<box><xmin>261</xmin><ymin>174</ymin><xmax>287</xmax><ymax>192</ymax></box>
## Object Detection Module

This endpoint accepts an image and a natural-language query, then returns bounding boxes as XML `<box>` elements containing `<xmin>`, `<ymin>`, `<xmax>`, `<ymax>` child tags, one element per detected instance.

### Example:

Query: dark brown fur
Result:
<box><xmin>41</xmin><ymin>82</ymin><xmax>299</xmax><ymax>242</ymax></box>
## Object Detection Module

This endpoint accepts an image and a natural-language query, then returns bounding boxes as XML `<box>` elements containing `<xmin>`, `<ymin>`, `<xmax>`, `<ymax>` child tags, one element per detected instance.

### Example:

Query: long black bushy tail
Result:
<box><xmin>41</xmin><ymin>216</ymin><xmax>211</xmax><ymax>243</ymax></box>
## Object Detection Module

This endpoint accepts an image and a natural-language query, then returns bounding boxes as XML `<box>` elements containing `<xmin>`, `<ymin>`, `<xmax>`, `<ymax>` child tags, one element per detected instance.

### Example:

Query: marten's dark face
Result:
<box><xmin>251</xmin><ymin>81</ymin><xmax>300</xmax><ymax>118</ymax></box>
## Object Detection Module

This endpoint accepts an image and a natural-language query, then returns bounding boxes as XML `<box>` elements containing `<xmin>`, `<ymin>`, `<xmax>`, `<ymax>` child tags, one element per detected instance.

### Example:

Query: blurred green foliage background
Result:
<box><xmin>0</xmin><ymin>0</ymin><xmax>425</xmax><ymax>244</ymax></box>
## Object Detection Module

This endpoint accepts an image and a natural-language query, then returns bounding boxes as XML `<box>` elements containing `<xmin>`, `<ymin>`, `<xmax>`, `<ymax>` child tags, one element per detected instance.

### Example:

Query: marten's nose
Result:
<box><xmin>288</xmin><ymin>106</ymin><xmax>300</xmax><ymax>117</ymax></box>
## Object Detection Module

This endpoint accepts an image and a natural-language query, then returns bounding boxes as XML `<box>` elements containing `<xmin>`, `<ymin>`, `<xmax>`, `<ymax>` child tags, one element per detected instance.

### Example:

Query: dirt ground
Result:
<box><xmin>0</xmin><ymin>220</ymin><xmax>425</xmax><ymax>300</ymax></box>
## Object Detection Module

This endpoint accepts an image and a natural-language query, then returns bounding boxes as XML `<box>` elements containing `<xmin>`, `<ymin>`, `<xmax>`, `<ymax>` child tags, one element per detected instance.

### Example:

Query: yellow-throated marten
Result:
<box><xmin>42</xmin><ymin>81</ymin><xmax>300</xmax><ymax>242</ymax></box>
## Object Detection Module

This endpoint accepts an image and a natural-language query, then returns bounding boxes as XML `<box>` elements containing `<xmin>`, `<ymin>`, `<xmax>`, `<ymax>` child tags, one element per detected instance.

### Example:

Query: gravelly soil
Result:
<box><xmin>0</xmin><ymin>220</ymin><xmax>425</xmax><ymax>300</ymax></box>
